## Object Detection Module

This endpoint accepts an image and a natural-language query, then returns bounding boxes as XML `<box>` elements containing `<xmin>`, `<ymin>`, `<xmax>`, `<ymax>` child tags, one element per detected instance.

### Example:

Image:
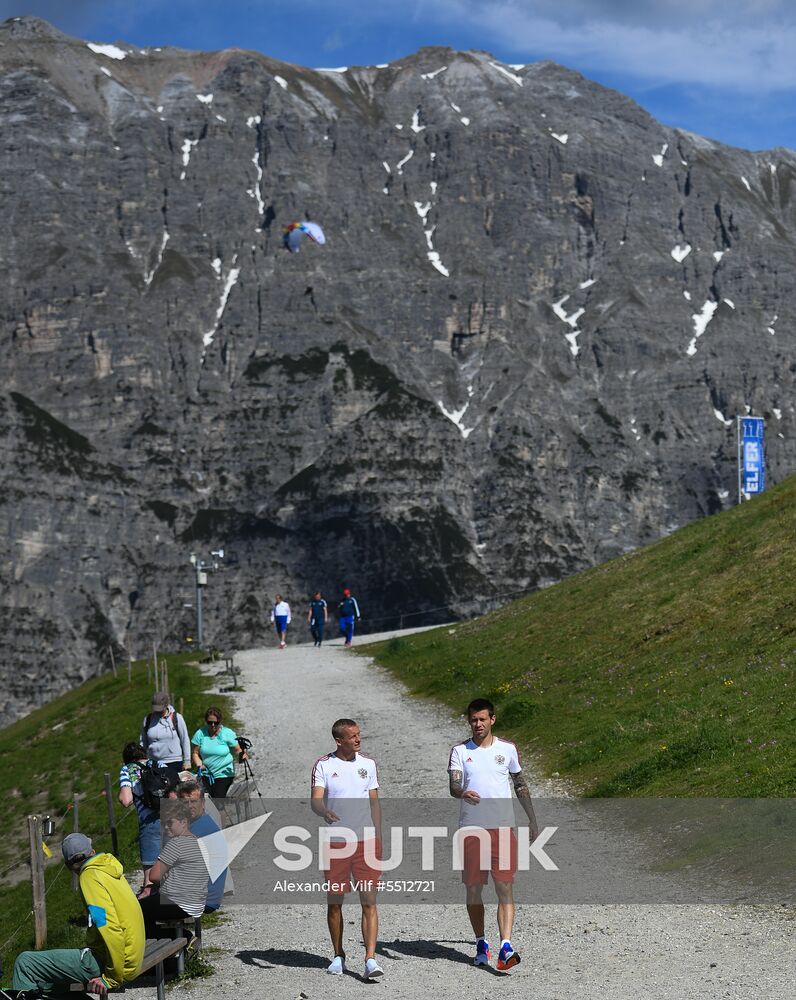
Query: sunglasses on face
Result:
<box><xmin>206</xmin><ymin>719</ymin><xmax>220</xmax><ymax>726</ymax></box>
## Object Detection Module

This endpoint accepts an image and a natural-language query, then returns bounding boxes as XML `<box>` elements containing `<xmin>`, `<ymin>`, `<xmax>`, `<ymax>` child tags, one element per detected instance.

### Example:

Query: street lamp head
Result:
<box><xmin>189</xmin><ymin>554</ymin><xmax>197</xmax><ymax>565</ymax></box>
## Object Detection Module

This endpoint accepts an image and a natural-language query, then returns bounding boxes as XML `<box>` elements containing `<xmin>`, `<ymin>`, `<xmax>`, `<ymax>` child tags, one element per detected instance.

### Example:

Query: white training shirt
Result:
<box><xmin>311</xmin><ymin>751</ymin><xmax>379</xmax><ymax>840</ymax></box>
<box><xmin>271</xmin><ymin>601</ymin><xmax>291</xmax><ymax>622</ymax></box>
<box><xmin>448</xmin><ymin>736</ymin><xmax>521</xmax><ymax>828</ymax></box>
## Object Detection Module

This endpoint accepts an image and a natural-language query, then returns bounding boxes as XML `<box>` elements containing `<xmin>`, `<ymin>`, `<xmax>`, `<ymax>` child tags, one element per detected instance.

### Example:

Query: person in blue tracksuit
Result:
<box><xmin>337</xmin><ymin>589</ymin><xmax>361</xmax><ymax>647</ymax></box>
<box><xmin>308</xmin><ymin>591</ymin><xmax>328</xmax><ymax>647</ymax></box>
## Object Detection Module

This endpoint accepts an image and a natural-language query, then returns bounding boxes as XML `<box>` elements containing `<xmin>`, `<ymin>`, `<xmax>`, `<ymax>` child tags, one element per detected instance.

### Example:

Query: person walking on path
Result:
<box><xmin>307</xmin><ymin>590</ymin><xmax>328</xmax><ymax>647</ymax></box>
<box><xmin>337</xmin><ymin>588</ymin><xmax>361</xmax><ymax>647</ymax></box>
<box><xmin>140</xmin><ymin>691</ymin><xmax>192</xmax><ymax>775</ymax></box>
<box><xmin>191</xmin><ymin>706</ymin><xmax>248</xmax><ymax>798</ymax></box>
<box><xmin>311</xmin><ymin>718</ymin><xmax>384</xmax><ymax>980</ymax></box>
<box><xmin>13</xmin><ymin>833</ymin><xmax>145</xmax><ymax>998</ymax></box>
<box><xmin>271</xmin><ymin>594</ymin><xmax>291</xmax><ymax>649</ymax></box>
<box><xmin>448</xmin><ymin>697</ymin><xmax>539</xmax><ymax>972</ymax></box>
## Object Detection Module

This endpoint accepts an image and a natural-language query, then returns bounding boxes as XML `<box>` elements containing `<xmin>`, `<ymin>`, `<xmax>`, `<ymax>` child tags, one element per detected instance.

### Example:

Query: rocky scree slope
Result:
<box><xmin>1</xmin><ymin>16</ymin><xmax>795</xmax><ymax>723</ymax></box>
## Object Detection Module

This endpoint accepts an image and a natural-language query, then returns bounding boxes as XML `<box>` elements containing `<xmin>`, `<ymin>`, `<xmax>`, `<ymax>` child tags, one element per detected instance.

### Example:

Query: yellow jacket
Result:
<box><xmin>79</xmin><ymin>853</ymin><xmax>145</xmax><ymax>988</ymax></box>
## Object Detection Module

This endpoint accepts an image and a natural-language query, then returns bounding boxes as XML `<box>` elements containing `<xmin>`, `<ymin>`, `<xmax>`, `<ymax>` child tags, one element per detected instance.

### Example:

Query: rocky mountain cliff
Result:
<box><xmin>1</xmin><ymin>16</ymin><xmax>794</xmax><ymax>724</ymax></box>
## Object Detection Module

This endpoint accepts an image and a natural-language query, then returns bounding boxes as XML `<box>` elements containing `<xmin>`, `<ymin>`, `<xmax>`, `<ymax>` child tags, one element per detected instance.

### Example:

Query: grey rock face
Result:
<box><xmin>1</xmin><ymin>17</ymin><xmax>794</xmax><ymax>723</ymax></box>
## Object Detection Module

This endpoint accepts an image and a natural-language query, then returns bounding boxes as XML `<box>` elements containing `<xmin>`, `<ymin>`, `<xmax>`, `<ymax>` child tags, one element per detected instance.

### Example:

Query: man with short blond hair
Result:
<box><xmin>311</xmin><ymin>718</ymin><xmax>383</xmax><ymax>979</ymax></box>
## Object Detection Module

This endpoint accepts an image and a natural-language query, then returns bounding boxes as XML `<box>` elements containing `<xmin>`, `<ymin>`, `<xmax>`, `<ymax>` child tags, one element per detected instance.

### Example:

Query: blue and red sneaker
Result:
<box><xmin>473</xmin><ymin>938</ymin><xmax>491</xmax><ymax>966</ymax></box>
<box><xmin>496</xmin><ymin>941</ymin><xmax>521</xmax><ymax>971</ymax></box>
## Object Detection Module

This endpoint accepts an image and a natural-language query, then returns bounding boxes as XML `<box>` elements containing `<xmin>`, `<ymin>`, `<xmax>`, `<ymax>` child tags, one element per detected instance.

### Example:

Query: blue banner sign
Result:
<box><xmin>740</xmin><ymin>417</ymin><xmax>765</xmax><ymax>496</ymax></box>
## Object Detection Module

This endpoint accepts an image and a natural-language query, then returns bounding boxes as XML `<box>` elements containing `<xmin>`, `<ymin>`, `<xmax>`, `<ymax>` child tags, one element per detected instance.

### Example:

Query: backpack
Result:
<box><xmin>139</xmin><ymin>760</ymin><xmax>180</xmax><ymax>811</ymax></box>
<box><xmin>142</xmin><ymin>709</ymin><xmax>188</xmax><ymax>752</ymax></box>
<box><xmin>145</xmin><ymin>708</ymin><xmax>182</xmax><ymax>734</ymax></box>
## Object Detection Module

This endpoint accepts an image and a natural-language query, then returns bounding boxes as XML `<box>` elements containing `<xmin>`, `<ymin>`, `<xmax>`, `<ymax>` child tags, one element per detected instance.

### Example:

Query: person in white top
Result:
<box><xmin>448</xmin><ymin>698</ymin><xmax>538</xmax><ymax>972</ymax></box>
<box><xmin>270</xmin><ymin>594</ymin><xmax>291</xmax><ymax>649</ymax></box>
<box><xmin>311</xmin><ymin>718</ymin><xmax>384</xmax><ymax>980</ymax></box>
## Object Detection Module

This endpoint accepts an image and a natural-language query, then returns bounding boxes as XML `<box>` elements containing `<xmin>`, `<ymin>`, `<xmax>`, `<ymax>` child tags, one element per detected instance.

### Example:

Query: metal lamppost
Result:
<box><xmin>189</xmin><ymin>549</ymin><xmax>224</xmax><ymax>648</ymax></box>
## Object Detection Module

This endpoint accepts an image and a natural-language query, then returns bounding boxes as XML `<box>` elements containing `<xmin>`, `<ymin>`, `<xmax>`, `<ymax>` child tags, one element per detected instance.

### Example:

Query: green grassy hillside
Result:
<box><xmin>0</xmin><ymin>653</ymin><xmax>238</xmax><ymax>980</ymax></box>
<box><xmin>365</xmin><ymin>475</ymin><xmax>796</xmax><ymax>797</ymax></box>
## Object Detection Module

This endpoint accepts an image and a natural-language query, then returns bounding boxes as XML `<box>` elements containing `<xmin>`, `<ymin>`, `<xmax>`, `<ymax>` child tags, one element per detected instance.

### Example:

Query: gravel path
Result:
<box><xmin>155</xmin><ymin>633</ymin><xmax>793</xmax><ymax>999</ymax></box>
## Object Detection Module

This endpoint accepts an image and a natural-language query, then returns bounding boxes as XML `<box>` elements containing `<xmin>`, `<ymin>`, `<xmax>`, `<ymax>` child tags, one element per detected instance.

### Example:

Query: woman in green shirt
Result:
<box><xmin>191</xmin><ymin>706</ymin><xmax>247</xmax><ymax>798</ymax></box>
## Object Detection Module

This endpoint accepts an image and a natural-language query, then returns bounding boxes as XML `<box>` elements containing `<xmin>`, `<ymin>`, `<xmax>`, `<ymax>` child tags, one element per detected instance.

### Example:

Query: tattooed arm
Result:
<box><xmin>450</xmin><ymin>769</ymin><xmax>480</xmax><ymax>802</ymax></box>
<box><xmin>511</xmin><ymin>770</ymin><xmax>539</xmax><ymax>839</ymax></box>
<box><xmin>449</xmin><ymin>769</ymin><xmax>464</xmax><ymax>798</ymax></box>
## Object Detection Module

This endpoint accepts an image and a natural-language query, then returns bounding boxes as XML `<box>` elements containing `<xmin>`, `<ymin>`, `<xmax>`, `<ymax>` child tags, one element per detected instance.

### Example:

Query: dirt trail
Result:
<box><xmin>142</xmin><ymin>632</ymin><xmax>793</xmax><ymax>1000</ymax></box>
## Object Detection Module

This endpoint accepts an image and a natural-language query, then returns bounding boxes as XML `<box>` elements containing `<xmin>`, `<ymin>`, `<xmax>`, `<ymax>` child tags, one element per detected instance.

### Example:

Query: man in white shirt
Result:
<box><xmin>311</xmin><ymin>718</ymin><xmax>384</xmax><ymax>980</ymax></box>
<box><xmin>448</xmin><ymin>698</ymin><xmax>538</xmax><ymax>971</ymax></box>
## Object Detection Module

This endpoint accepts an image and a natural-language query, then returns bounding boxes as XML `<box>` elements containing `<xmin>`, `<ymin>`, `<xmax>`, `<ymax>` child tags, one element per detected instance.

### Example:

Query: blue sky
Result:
<box><xmin>3</xmin><ymin>0</ymin><xmax>796</xmax><ymax>151</ymax></box>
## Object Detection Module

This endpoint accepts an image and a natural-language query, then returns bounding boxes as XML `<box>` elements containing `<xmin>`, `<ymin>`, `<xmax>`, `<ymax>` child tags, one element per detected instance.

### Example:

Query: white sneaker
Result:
<box><xmin>364</xmin><ymin>958</ymin><xmax>384</xmax><ymax>979</ymax></box>
<box><xmin>327</xmin><ymin>956</ymin><xmax>345</xmax><ymax>975</ymax></box>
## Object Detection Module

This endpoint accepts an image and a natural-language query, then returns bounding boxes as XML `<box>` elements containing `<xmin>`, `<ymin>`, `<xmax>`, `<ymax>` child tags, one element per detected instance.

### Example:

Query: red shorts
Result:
<box><xmin>461</xmin><ymin>828</ymin><xmax>518</xmax><ymax>885</ymax></box>
<box><xmin>324</xmin><ymin>840</ymin><xmax>381</xmax><ymax>895</ymax></box>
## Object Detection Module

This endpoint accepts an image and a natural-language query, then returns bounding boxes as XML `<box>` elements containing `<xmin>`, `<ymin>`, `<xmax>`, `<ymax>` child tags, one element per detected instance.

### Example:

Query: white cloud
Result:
<box><xmin>294</xmin><ymin>0</ymin><xmax>796</xmax><ymax>91</ymax></box>
<box><xmin>322</xmin><ymin>26</ymin><xmax>345</xmax><ymax>51</ymax></box>
<box><xmin>443</xmin><ymin>1</ymin><xmax>796</xmax><ymax>90</ymax></box>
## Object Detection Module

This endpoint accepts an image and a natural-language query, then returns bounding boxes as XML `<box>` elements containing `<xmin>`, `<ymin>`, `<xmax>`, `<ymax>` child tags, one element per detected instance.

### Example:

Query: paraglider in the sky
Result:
<box><xmin>283</xmin><ymin>220</ymin><xmax>326</xmax><ymax>253</ymax></box>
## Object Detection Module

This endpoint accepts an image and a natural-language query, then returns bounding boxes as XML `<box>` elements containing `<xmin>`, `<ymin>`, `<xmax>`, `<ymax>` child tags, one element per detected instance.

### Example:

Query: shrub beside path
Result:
<box><xmin>146</xmin><ymin>632</ymin><xmax>793</xmax><ymax>999</ymax></box>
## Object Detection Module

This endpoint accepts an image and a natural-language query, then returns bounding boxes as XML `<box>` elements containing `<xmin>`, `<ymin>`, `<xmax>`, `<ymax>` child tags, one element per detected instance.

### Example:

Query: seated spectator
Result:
<box><xmin>191</xmin><ymin>706</ymin><xmax>248</xmax><ymax>798</ymax></box>
<box><xmin>137</xmin><ymin>801</ymin><xmax>208</xmax><ymax>936</ymax></box>
<box><xmin>140</xmin><ymin>692</ymin><xmax>191</xmax><ymax>775</ymax></box>
<box><xmin>13</xmin><ymin>833</ymin><xmax>144</xmax><ymax>998</ymax></box>
<box><xmin>176</xmin><ymin>779</ymin><xmax>229</xmax><ymax>911</ymax></box>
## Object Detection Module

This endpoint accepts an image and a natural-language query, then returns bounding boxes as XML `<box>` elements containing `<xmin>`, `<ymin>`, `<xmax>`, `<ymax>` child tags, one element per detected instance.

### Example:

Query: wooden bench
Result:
<box><xmin>227</xmin><ymin>778</ymin><xmax>254</xmax><ymax>822</ymax></box>
<box><xmin>223</xmin><ymin>651</ymin><xmax>239</xmax><ymax>685</ymax></box>
<box><xmin>64</xmin><ymin>938</ymin><xmax>186</xmax><ymax>999</ymax></box>
<box><xmin>155</xmin><ymin>915</ymin><xmax>202</xmax><ymax>974</ymax></box>
<box><xmin>213</xmin><ymin>650</ymin><xmax>239</xmax><ymax>691</ymax></box>
<box><xmin>137</xmin><ymin>936</ymin><xmax>189</xmax><ymax>1000</ymax></box>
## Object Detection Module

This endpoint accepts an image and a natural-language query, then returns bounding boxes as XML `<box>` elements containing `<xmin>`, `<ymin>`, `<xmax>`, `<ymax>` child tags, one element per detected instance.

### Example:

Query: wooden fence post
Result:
<box><xmin>109</xmin><ymin>645</ymin><xmax>118</xmax><ymax>679</ymax></box>
<box><xmin>104</xmin><ymin>772</ymin><xmax>118</xmax><ymax>856</ymax></box>
<box><xmin>153</xmin><ymin>642</ymin><xmax>159</xmax><ymax>690</ymax></box>
<box><xmin>178</xmin><ymin>696</ymin><xmax>184</xmax><ymax>719</ymax></box>
<box><xmin>163</xmin><ymin>661</ymin><xmax>170</xmax><ymax>701</ymax></box>
<box><xmin>27</xmin><ymin>815</ymin><xmax>47</xmax><ymax>948</ymax></box>
<box><xmin>71</xmin><ymin>792</ymin><xmax>79</xmax><ymax>891</ymax></box>
<box><xmin>128</xmin><ymin>656</ymin><xmax>133</xmax><ymax>683</ymax></box>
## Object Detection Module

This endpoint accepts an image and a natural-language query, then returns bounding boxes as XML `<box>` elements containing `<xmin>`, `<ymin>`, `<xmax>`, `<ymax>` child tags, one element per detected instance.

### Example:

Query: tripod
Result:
<box><xmin>240</xmin><ymin>753</ymin><xmax>263</xmax><ymax>799</ymax></box>
<box><xmin>236</xmin><ymin>736</ymin><xmax>263</xmax><ymax>799</ymax></box>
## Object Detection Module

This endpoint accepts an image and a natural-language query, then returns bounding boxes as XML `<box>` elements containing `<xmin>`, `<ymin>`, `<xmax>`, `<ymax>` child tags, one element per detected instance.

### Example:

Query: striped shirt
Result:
<box><xmin>119</xmin><ymin>761</ymin><xmax>166</xmax><ymax>822</ymax></box>
<box><xmin>159</xmin><ymin>835</ymin><xmax>208</xmax><ymax>917</ymax></box>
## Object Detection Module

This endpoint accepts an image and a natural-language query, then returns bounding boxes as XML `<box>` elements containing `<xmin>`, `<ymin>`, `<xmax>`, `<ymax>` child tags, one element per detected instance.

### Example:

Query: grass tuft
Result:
<box><xmin>363</xmin><ymin>473</ymin><xmax>796</xmax><ymax>797</ymax></box>
<box><xmin>0</xmin><ymin>652</ymin><xmax>237</xmax><ymax>982</ymax></box>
